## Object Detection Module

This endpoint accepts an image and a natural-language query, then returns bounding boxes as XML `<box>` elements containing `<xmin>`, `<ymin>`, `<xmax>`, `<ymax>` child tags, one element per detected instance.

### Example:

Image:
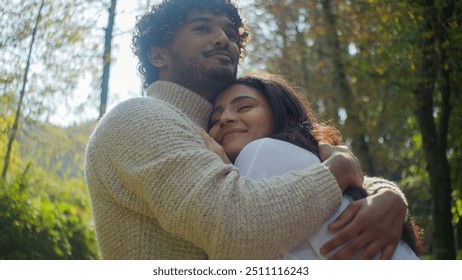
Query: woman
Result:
<box><xmin>203</xmin><ymin>72</ymin><xmax>422</xmax><ymax>259</ymax></box>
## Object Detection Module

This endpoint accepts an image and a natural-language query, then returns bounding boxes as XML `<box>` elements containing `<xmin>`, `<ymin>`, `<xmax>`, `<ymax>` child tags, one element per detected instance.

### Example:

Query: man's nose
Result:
<box><xmin>213</xmin><ymin>29</ymin><xmax>230</xmax><ymax>47</ymax></box>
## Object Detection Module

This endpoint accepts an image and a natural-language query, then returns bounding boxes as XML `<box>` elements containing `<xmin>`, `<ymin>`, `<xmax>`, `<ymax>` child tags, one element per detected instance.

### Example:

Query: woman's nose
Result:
<box><xmin>218</xmin><ymin>111</ymin><xmax>237</xmax><ymax>126</ymax></box>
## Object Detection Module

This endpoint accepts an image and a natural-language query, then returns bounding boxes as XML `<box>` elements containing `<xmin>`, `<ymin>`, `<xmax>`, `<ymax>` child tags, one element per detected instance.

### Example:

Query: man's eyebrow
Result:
<box><xmin>188</xmin><ymin>16</ymin><xmax>211</xmax><ymax>25</ymax></box>
<box><xmin>187</xmin><ymin>16</ymin><xmax>235</xmax><ymax>30</ymax></box>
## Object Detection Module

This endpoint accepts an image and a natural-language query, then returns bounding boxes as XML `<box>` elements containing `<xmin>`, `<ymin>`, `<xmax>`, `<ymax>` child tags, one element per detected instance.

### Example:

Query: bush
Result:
<box><xmin>0</xmin><ymin>174</ymin><xmax>99</xmax><ymax>259</ymax></box>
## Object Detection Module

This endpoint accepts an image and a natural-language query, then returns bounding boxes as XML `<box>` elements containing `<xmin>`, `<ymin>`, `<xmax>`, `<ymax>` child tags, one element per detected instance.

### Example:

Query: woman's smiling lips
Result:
<box><xmin>220</xmin><ymin>128</ymin><xmax>247</xmax><ymax>143</ymax></box>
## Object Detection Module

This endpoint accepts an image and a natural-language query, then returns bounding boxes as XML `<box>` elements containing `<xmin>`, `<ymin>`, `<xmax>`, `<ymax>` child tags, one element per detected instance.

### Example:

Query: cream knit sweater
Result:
<box><xmin>85</xmin><ymin>81</ymin><xmax>400</xmax><ymax>259</ymax></box>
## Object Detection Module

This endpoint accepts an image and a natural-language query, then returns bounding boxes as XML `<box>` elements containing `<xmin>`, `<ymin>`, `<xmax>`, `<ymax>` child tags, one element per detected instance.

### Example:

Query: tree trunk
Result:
<box><xmin>413</xmin><ymin>0</ymin><xmax>455</xmax><ymax>259</ymax></box>
<box><xmin>99</xmin><ymin>0</ymin><xmax>117</xmax><ymax>120</ymax></box>
<box><xmin>295</xmin><ymin>25</ymin><xmax>310</xmax><ymax>91</ymax></box>
<box><xmin>457</xmin><ymin>221</ymin><xmax>462</xmax><ymax>250</ymax></box>
<box><xmin>320</xmin><ymin>0</ymin><xmax>376</xmax><ymax>175</ymax></box>
<box><xmin>2</xmin><ymin>0</ymin><xmax>45</xmax><ymax>179</ymax></box>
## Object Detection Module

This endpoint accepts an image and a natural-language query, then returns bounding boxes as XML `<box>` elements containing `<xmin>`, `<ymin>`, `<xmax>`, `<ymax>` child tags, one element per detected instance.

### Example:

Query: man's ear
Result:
<box><xmin>148</xmin><ymin>47</ymin><xmax>167</xmax><ymax>68</ymax></box>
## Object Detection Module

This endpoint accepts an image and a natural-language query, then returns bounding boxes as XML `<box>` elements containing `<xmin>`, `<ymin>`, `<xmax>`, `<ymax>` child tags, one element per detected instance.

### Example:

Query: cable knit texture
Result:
<box><xmin>364</xmin><ymin>177</ymin><xmax>407</xmax><ymax>204</ymax></box>
<box><xmin>85</xmin><ymin>81</ymin><xmax>345</xmax><ymax>259</ymax></box>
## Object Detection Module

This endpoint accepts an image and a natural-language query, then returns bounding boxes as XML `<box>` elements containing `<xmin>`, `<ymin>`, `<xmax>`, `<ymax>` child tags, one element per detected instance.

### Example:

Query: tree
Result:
<box><xmin>1</xmin><ymin>0</ymin><xmax>103</xmax><ymax>177</ymax></box>
<box><xmin>99</xmin><ymin>0</ymin><xmax>117</xmax><ymax>120</ymax></box>
<box><xmin>2</xmin><ymin>0</ymin><xmax>44</xmax><ymax>179</ymax></box>
<box><xmin>319</xmin><ymin>0</ymin><xmax>376</xmax><ymax>175</ymax></box>
<box><xmin>410</xmin><ymin>0</ymin><xmax>457</xmax><ymax>259</ymax></box>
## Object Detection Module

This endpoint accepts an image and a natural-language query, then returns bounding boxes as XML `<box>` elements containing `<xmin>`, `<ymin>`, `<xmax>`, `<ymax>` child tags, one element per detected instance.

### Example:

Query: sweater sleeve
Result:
<box><xmin>363</xmin><ymin>176</ymin><xmax>409</xmax><ymax>219</ymax></box>
<box><xmin>363</xmin><ymin>177</ymin><xmax>408</xmax><ymax>206</ymax></box>
<box><xmin>86</xmin><ymin>98</ymin><xmax>342</xmax><ymax>259</ymax></box>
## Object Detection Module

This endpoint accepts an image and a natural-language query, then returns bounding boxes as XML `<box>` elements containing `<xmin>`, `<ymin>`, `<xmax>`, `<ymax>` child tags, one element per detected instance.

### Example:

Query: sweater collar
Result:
<box><xmin>146</xmin><ymin>81</ymin><xmax>213</xmax><ymax>129</ymax></box>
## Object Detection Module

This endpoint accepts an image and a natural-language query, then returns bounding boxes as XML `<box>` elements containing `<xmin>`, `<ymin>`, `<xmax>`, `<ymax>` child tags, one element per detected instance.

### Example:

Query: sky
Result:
<box><xmin>49</xmin><ymin>1</ymin><xmax>156</xmax><ymax>126</ymax></box>
<box><xmin>49</xmin><ymin>0</ymin><xmax>252</xmax><ymax>126</ymax></box>
<box><xmin>106</xmin><ymin>1</ymin><xmax>148</xmax><ymax>102</ymax></box>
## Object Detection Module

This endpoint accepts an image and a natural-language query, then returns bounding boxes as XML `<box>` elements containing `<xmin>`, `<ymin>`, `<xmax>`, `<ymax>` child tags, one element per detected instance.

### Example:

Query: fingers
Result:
<box><xmin>328</xmin><ymin>234</ymin><xmax>365</xmax><ymax>260</ymax></box>
<box><xmin>321</xmin><ymin>194</ymin><xmax>404</xmax><ymax>260</ymax></box>
<box><xmin>318</xmin><ymin>143</ymin><xmax>351</xmax><ymax>161</ymax></box>
<box><xmin>198</xmin><ymin>127</ymin><xmax>218</xmax><ymax>148</ymax></box>
<box><xmin>325</xmin><ymin>227</ymin><xmax>387</xmax><ymax>260</ymax></box>
<box><xmin>197</xmin><ymin>127</ymin><xmax>209</xmax><ymax>141</ymax></box>
<box><xmin>326</xmin><ymin>234</ymin><xmax>397</xmax><ymax>260</ymax></box>
<box><xmin>326</xmin><ymin>206</ymin><xmax>400</xmax><ymax>259</ymax></box>
<box><xmin>355</xmin><ymin>237</ymin><xmax>398</xmax><ymax>260</ymax></box>
<box><xmin>318</xmin><ymin>142</ymin><xmax>334</xmax><ymax>161</ymax></box>
<box><xmin>197</xmin><ymin>127</ymin><xmax>231</xmax><ymax>164</ymax></box>
<box><xmin>320</xmin><ymin>143</ymin><xmax>364</xmax><ymax>190</ymax></box>
<box><xmin>379</xmin><ymin>244</ymin><xmax>397</xmax><ymax>260</ymax></box>
<box><xmin>355</xmin><ymin>239</ymin><xmax>383</xmax><ymax>260</ymax></box>
<box><xmin>320</xmin><ymin>230</ymin><xmax>355</xmax><ymax>258</ymax></box>
<box><xmin>197</xmin><ymin>127</ymin><xmax>208</xmax><ymax>144</ymax></box>
<box><xmin>327</xmin><ymin>203</ymin><xmax>360</xmax><ymax>231</ymax></box>
<box><xmin>320</xmin><ymin>203</ymin><xmax>361</xmax><ymax>256</ymax></box>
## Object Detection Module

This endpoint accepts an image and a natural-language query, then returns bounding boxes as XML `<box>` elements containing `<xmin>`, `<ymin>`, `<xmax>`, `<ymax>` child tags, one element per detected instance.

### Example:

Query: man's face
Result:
<box><xmin>158</xmin><ymin>10</ymin><xmax>240</xmax><ymax>100</ymax></box>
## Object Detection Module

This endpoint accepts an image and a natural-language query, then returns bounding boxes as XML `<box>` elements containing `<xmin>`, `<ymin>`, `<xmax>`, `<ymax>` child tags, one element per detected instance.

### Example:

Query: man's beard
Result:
<box><xmin>167</xmin><ymin>49</ymin><xmax>237</xmax><ymax>95</ymax></box>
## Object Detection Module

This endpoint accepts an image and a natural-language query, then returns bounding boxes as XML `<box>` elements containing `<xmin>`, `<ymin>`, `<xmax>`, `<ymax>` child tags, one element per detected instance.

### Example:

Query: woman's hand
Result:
<box><xmin>198</xmin><ymin>127</ymin><xmax>231</xmax><ymax>164</ymax></box>
<box><xmin>319</xmin><ymin>142</ymin><xmax>364</xmax><ymax>192</ymax></box>
<box><xmin>320</xmin><ymin>189</ymin><xmax>407</xmax><ymax>259</ymax></box>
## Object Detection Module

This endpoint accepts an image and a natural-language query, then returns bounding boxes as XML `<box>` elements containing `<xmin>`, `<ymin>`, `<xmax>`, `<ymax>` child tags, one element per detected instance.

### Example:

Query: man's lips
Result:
<box><xmin>205</xmin><ymin>50</ymin><xmax>234</xmax><ymax>63</ymax></box>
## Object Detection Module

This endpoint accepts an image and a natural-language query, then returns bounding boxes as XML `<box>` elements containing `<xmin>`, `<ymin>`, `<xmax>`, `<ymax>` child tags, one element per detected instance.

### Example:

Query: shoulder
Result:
<box><xmin>96</xmin><ymin>97</ymin><xmax>191</xmax><ymax>135</ymax></box>
<box><xmin>87</xmin><ymin>97</ymin><xmax>198</xmax><ymax>156</ymax></box>
<box><xmin>235</xmin><ymin>138</ymin><xmax>321</xmax><ymax>178</ymax></box>
<box><xmin>104</xmin><ymin>97</ymin><xmax>177</xmax><ymax>121</ymax></box>
<box><xmin>240</xmin><ymin>138</ymin><xmax>313</xmax><ymax>158</ymax></box>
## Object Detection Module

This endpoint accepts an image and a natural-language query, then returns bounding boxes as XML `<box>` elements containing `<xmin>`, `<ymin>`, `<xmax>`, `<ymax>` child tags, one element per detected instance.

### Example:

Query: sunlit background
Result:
<box><xmin>49</xmin><ymin>1</ymin><xmax>157</xmax><ymax>125</ymax></box>
<box><xmin>49</xmin><ymin>0</ymin><xmax>253</xmax><ymax>126</ymax></box>
<box><xmin>1</xmin><ymin>0</ymin><xmax>461</xmax><ymax>260</ymax></box>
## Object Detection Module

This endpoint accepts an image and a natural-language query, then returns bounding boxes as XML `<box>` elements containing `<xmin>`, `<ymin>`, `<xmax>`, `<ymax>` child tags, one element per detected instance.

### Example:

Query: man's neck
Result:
<box><xmin>190</xmin><ymin>85</ymin><xmax>217</xmax><ymax>103</ymax></box>
<box><xmin>158</xmin><ymin>79</ymin><xmax>223</xmax><ymax>103</ymax></box>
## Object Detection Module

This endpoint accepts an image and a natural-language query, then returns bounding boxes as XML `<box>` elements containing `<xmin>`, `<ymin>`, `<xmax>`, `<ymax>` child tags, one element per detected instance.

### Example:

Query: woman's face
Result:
<box><xmin>209</xmin><ymin>84</ymin><xmax>274</xmax><ymax>162</ymax></box>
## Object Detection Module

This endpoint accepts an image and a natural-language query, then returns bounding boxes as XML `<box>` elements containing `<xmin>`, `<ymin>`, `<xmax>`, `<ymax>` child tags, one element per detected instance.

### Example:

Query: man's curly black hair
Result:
<box><xmin>132</xmin><ymin>0</ymin><xmax>250</xmax><ymax>88</ymax></box>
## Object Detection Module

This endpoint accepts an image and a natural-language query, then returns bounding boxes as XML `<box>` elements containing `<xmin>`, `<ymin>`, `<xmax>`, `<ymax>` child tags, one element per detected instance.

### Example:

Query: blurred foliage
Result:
<box><xmin>242</xmin><ymin>0</ymin><xmax>462</xmax><ymax>258</ymax></box>
<box><xmin>0</xmin><ymin>151</ymin><xmax>99</xmax><ymax>259</ymax></box>
<box><xmin>1</xmin><ymin>0</ymin><xmax>461</xmax><ymax>259</ymax></box>
<box><xmin>0</xmin><ymin>0</ymin><xmax>104</xmax><ymax>123</ymax></box>
<box><xmin>0</xmin><ymin>118</ymin><xmax>98</xmax><ymax>259</ymax></box>
<box><xmin>0</xmin><ymin>0</ymin><xmax>104</xmax><ymax>259</ymax></box>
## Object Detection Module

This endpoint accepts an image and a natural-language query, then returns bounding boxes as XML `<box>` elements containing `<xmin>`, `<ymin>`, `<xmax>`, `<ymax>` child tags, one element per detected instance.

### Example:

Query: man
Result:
<box><xmin>85</xmin><ymin>0</ymin><xmax>407</xmax><ymax>259</ymax></box>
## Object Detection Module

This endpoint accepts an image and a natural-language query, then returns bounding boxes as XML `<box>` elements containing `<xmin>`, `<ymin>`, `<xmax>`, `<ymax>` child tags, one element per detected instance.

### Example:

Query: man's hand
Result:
<box><xmin>198</xmin><ymin>127</ymin><xmax>231</xmax><ymax>164</ymax></box>
<box><xmin>320</xmin><ymin>189</ymin><xmax>407</xmax><ymax>259</ymax></box>
<box><xmin>319</xmin><ymin>143</ymin><xmax>363</xmax><ymax>192</ymax></box>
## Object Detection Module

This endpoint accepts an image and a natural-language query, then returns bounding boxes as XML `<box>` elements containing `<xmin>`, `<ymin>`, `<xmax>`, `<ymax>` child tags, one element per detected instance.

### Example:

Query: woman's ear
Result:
<box><xmin>148</xmin><ymin>47</ymin><xmax>167</xmax><ymax>68</ymax></box>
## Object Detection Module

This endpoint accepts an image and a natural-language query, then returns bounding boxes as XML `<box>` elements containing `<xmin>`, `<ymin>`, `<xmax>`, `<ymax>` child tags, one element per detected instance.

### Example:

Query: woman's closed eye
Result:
<box><xmin>209</xmin><ymin>118</ymin><xmax>219</xmax><ymax>127</ymax></box>
<box><xmin>237</xmin><ymin>105</ymin><xmax>253</xmax><ymax>112</ymax></box>
<box><xmin>209</xmin><ymin>106</ymin><xmax>251</xmax><ymax>127</ymax></box>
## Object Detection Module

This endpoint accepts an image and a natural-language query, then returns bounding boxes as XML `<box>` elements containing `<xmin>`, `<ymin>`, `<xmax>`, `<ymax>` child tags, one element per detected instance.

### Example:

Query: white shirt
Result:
<box><xmin>235</xmin><ymin>138</ymin><xmax>418</xmax><ymax>259</ymax></box>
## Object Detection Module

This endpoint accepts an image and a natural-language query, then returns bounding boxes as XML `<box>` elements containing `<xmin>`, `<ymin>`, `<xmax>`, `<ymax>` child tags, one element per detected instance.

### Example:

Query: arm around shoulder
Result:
<box><xmin>86</xmin><ymin>100</ymin><xmax>342</xmax><ymax>259</ymax></box>
<box><xmin>364</xmin><ymin>176</ymin><xmax>408</xmax><ymax>208</ymax></box>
